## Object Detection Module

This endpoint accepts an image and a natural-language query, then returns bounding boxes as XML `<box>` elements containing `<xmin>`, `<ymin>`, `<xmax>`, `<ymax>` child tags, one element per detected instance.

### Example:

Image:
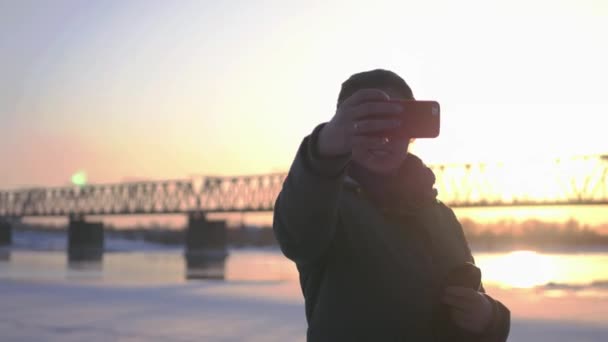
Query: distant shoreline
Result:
<box><xmin>9</xmin><ymin>218</ymin><xmax>608</xmax><ymax>252</ymax></box>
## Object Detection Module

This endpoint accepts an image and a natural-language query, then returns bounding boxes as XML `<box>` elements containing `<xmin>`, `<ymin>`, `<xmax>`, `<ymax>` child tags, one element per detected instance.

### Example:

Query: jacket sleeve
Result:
<box><xmin>477</xmin><ymin>291</ymin><xmax>511</xmax><ymax>342</ymax></box>
<box><xmin>272</xmin><ymin>123</ymin><xmax>351</xmax><ymax>265</ymax></box>
<box><xmin>447</xmin><ymin>206</ymin><xmax>511</xmax><ymax>342</ymax></box>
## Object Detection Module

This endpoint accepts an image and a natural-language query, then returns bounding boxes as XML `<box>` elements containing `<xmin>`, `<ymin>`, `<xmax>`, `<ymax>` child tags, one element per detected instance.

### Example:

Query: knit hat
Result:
<box><xmin>337</xmin><ymin>69</ymin><xmax>414</xmax><ymax>108</ymax></box>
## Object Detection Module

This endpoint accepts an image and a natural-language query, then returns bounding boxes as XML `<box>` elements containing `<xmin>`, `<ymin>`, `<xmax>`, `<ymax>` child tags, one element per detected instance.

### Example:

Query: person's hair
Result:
<box><xmin>337</xmin><ymin>69</ymin><xmax>414</xmax><ymax>108</ymax></box>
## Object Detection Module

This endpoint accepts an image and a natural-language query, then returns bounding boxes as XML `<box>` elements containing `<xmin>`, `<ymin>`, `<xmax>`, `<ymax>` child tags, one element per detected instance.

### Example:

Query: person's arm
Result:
<box><xmin>446</xmin><ymin>206</ymin><xmax>511</xmax><ymax>341</ymax></box>
<box><xmin>273</xmin><ymin>89</ymin><xmax>403</xmax><ymax>265</ymax></box>
<box><xmin>272</xmin><ymin>123</ymin><xmax>351</xmax><ymax>265</ymax></box>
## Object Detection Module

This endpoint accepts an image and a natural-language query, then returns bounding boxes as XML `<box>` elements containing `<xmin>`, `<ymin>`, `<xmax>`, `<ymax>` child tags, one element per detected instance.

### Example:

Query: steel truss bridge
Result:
<box><xmin>1</xmin><ymin>155</ymin><xmax>607</xmax><ymax>218</ymax></box>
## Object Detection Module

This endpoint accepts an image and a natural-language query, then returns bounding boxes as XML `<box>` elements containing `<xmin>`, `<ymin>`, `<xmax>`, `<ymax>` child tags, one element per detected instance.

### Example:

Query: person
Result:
<box><xmin>273</xmin><ymin>69</ymin><xmax>510</xmax><ymax>341</ymax></box>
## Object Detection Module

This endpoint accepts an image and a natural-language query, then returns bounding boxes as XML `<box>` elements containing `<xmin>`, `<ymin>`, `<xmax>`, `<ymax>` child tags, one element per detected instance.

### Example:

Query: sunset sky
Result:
<box><xmin>1</xmin><ymin>0</ymin><xmax>607</xmax><ymax>214</ymax></box>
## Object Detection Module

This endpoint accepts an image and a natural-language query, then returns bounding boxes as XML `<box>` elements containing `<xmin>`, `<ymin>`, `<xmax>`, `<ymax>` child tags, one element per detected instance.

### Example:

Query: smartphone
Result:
<box><xmin>443</xmin><ymin>262</ymin><xmax>482</xmax><ymax>291</ymax></box>
<box><xmin>392</xmin><ymin>100</ymin><xmax>440</xmax><ymax>139</ymax></box>
<box><xmin>362</xmin><ymin>100</ymin><xmax>441</xmax><ymax>139</ymax></box>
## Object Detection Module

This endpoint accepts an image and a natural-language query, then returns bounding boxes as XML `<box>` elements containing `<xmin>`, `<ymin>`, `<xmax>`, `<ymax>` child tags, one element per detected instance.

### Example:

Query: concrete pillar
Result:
<box><xmin>68</xmin><ymin>218</ymin><xmax>104</xmax><ymax>262</ymax></box>
<box><xmin>185</xmin><ymin>213</ymin><xmax>228</xmax><ymax>279</ymax></box>
<box><xmin>0</xmin><ymin>220</ymin><xmax>11</xmax><ymax>246</ymax></box>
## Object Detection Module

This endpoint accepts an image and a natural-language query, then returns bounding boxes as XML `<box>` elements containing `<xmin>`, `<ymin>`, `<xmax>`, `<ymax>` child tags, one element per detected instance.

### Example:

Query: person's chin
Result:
<box><xmin>361</xmin><ymin>155</ymin><xmax>403</xmax><ymax>174</ymax></box>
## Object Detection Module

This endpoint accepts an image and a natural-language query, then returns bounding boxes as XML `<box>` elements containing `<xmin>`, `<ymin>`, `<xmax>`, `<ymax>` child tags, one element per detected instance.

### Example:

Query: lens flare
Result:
<box><xmin>71</xmin><ymin>171</ymin><xmax>87</xmax><ymax>186</ymax></box>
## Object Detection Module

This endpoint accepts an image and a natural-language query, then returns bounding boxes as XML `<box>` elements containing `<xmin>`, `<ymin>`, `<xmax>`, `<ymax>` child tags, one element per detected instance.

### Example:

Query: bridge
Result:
<box><xmin>1</xmin><ymin>154</ymin><xmax>607</xmax><ymax>218</ymax></box>
<box><xmin>1</xmin><ymin>154</ymin><xmax>607</xmax><ymax>263</ymax></box>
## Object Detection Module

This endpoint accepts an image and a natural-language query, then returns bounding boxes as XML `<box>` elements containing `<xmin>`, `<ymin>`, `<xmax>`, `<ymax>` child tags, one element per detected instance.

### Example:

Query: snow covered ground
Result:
<box><xmin>0</xmin><ymin>279</ymin><xmax>304</xmax><ymax>342</ymax></box>
<box><xmin>1</xmin><ymin>278</ymin><xmax>608</xmax><ymax>342</ymax></box>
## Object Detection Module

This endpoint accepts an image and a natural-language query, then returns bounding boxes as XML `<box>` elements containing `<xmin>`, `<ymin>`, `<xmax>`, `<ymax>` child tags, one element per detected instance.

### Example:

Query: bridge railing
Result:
<box><xmin>1</xmin><ymin>156</ymin><xmax>607</xmax><ymax>217</ymax></box>
<box><xmin>432</xmin><ymin>155</ymin><xmax>608</xmax><ymax>207</ymax></box>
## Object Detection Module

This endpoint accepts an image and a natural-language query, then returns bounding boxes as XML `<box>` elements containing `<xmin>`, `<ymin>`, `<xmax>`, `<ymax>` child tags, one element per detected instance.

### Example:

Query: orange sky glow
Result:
<box><xmin>2</xmin><ymin>0</ymin><xmax>608</xmax><ymax>225</ymax></box>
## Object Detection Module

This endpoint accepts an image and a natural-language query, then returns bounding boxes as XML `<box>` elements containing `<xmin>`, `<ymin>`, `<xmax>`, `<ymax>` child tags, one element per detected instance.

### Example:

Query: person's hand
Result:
<box><xmin>442</xmin><ymin>286</ymin><xmax>494</xmax><ymax>334</ymax></box>
<box><xmin>317</xmin><ymin>89</ymin><xmax>404</xmax><ymax>157</ymax></box>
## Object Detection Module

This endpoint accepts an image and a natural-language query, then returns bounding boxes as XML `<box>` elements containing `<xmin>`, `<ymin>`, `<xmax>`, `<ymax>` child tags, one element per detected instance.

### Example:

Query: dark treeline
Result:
<box><xmin>14</xmin><ymin>222</ymin><xmax>278</xmax><ymax>248</ymax></box>
<box><xmin>13</xmin><ymin>218</ymin><xmax>608</xmax><ymax>250</ymax></box>
<box><xmin>105</xmin><ymin>225</ymin><xmax>279</xmax><ymax>247</ymax></box>
<box><xmin>460</xmin><ymin>218</ymin><xmax>608</xmax><ymax>250</ymax></box>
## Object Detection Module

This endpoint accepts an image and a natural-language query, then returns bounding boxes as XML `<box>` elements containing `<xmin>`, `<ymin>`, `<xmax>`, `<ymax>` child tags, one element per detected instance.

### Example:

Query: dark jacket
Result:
<box><xmin>273</xmin><ymin>124</ymin><xmax>510</xmax><ymax>341</ymax></box>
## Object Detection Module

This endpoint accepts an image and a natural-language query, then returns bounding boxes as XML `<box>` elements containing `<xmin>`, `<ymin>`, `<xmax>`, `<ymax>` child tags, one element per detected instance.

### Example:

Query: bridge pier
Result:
<box><xmin>68</xmin><ymin>217</ymin><xmax>104</xmax><ymax>262</ymax></box>
<box><xmin>185</xmin><ymin>212</ymin><xmax>228</xmax><ymax>279</ymax></box>
<box><xmin>0</xmin><ymin>219</ymin><xmax>11</xmax><ymax>246</ymax></box>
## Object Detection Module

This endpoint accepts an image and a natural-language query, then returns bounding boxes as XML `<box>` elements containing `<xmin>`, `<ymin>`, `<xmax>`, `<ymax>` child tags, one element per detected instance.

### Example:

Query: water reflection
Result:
<box><xmin>0</xmin><ymin>248</ymin><xmax>10</xmax><ymax>262</ymax></box>
<box><xmin>67</xmin><ymin>248</ymin><xmax>103</xmax><ymax>277</ymax></box>
<box><xmin>67</xmin><ymin>260</ymin><xmax>103</xmax><ymax>271</ymax></box>
<box><xmin>185</xmin><ymin>252</ymin><xmax>227</xmax><ymax>280</ymax></box>
<box><xmin>475</xmin><ymin>250</ymin><xmax>608</xmax><ymax>289</ymax></box>
<box><xmin>68</xmin><ymin>250</ymin><xmax>102</xmax><ymax>264</ymax></box>
<box><xmin>2</xmin><ymin>248</ymin><xmax>607</xmax><ymax>293</ymax></box>
<box><xmin>478</xmin><ymin>250</ymin><xmax>555</xmax><ymax>288</ymax></box>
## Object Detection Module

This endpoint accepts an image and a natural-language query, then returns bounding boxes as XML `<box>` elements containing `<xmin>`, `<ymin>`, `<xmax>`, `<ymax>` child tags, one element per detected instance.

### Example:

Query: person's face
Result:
<box><xmin>351</xmin><ymin>88</ymin><xmax>411</xmax><ymax>174</ymax></box>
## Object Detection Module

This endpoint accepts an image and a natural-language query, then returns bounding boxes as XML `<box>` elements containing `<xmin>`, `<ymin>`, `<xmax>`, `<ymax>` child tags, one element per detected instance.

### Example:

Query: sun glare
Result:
<box><xmin>432</xmin><ymin>155</ymin><xmax>605</xmax><ymax>205</ymax></box>
<box><xmin>476</xmin><ymin>250</ymin><xmax>556</xmax><ymax>289</ymax></box>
